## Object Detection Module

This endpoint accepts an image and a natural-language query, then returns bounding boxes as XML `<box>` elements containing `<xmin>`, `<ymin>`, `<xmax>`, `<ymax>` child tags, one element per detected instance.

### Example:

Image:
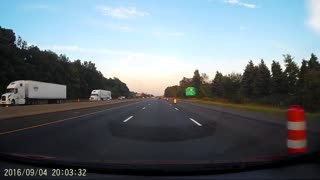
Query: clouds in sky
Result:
<box><xmin>94</xmin><ymin>6</ymin><xmax>183</xmax><ymax>36</ymax></box>
<box><xmin>96</xmin><ymin>6</ymin><xmax>150</xmax><ymax>19</ymax></box>
<box><xmin>224</xmin><ymin>0</ymin><xmax>256</xmax><ymax>9</ymax></box>
<box><xmin>306</xmin><ymin>0</ymin><xmax>320</xmax><ymax>33</ymax></box>
<box><xmin>94</xmin><ymin>5</ymin><xmax>149</xmax><ymax>33</ymax></box>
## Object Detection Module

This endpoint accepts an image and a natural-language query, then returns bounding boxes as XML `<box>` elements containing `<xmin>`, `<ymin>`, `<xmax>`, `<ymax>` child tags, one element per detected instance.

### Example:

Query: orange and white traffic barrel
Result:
<box><xmin>173</xmin><ymin>98</ymin><xmax>177</xmax><ymax>104</ymax></box>
<box><xmin>287</xmin><ymin>105</ymin><xmax>307</xmax><ymax>154</ymax></box>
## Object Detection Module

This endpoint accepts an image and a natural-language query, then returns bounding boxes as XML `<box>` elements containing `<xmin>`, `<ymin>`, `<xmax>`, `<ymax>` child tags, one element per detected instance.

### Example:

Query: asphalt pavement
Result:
<box><xmin>0</xmin><ymin>98</ymin><xmax>319</xmax><ymax>162</ymax></box>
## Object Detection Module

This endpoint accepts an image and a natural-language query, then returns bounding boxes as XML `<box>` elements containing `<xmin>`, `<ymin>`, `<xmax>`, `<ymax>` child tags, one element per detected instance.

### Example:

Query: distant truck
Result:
<box><xmin>1</xmin><ymin>80</ymin><xmax>66</xmax><ymax>105</ymax></box>
<box><xmin>89</xmin><ymin>89</ymin><xmax>111</xmax><ymax>101</ymax></box>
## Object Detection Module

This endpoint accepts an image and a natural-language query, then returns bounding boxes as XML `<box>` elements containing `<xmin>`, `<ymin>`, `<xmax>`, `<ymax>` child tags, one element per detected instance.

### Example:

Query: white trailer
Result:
<box><xmin>1</xmin><ymin>80</ymin><xmax>66</xmax><ymax>105</ymax></box>
<box><xmin>89</xmin><ymin>89</ymin><xmax>111</xmax><ymax>101</ymax></box>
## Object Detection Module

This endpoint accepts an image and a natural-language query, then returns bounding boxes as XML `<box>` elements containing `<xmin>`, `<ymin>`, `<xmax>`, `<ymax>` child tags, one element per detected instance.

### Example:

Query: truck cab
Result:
<box><xmin>89</xmin><ymin>89</ymin><xmax>111</xmax><ymax>101</ymax></box>
<box><xmin>1</xmin><ymin>80</ymin><xmax>26</xmax><ymax>105</ymax></box>
<box><xmin>89</xmin><ymin>90</ymin><xmax>103</xmax><ymax>101</ymax></box>
<box><xmin>89</xmin><ymin>93</ymin><xmax>100</xmax><ymax>101</ymax></box>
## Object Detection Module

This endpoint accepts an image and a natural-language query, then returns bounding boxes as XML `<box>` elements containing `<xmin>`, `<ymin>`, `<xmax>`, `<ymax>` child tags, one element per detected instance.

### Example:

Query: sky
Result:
<box><xmin>1</xmin><ymin>0</ymin><xmax>320</xmax><ymax>95</ymax></box>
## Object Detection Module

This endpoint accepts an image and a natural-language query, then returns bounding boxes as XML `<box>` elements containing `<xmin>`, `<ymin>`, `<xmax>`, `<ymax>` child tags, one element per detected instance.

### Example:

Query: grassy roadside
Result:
<box><xmin>65</xmin><ymin>99</ymin><xmax>90</xmax><ymax>103</ymax></box>
<box><xmin>0</xmin><ymin>99</ymin><xmax>141</xmax><ymax>120</ymax></box>
<box><xmin>181</xmin><ymin>98</ymin><xmax>320</xmax><ymax>120</ymax></box>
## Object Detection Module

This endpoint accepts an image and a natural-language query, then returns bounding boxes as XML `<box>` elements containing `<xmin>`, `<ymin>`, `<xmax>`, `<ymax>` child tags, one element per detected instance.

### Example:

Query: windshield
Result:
<box><xmin>6</xmin><ymin>88</ymin><xmax>16</xmax><ymax>93</ymax></box>
<box><xmin>0</xmin><ymin>0</ymin><xmax>320</xmax><ymax>174</ymax></box>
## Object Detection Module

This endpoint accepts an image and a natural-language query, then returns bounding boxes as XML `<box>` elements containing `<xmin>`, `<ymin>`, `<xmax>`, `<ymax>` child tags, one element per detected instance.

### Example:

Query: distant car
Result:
<box><xmin>118</xmin><ymin>96</ymin><xmax>126</xmax><ymax>100</ymax></box>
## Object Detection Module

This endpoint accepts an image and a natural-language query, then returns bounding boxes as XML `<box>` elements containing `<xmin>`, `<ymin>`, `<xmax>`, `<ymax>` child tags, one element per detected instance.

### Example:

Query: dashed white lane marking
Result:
<box><xmin>142</xmin><ymin>107</ymin><xmax>146</xmax><ymax>110</ymax></box>
<box><xmin>175</xmin><ymin>108</ymin><xmax>179</xmax><ymax>110</ymax></box>
<box><xmin>123</xmin><ymin>116</ymin><xmax>133</xmax><ymax>123</ymax></box>
<box><xmin>148</xmin><ymin>104</ymin><xmax>151</xmax><ymax>106</ymax></box>
<box><xmin>189</xmin><ymin>118</ymin><xmax>202</xmax><ymax>126</ymax></box>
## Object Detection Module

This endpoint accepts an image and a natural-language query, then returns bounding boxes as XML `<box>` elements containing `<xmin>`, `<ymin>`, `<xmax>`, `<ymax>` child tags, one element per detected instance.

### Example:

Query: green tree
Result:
<box><xmin>178</xmin><ymin>77</ymin><xmax>193</xmax><ymax>98</ymax></box>
<box><xmin>297</xmin><ymin>60</ymin><xmax>308</xmax><ymax>105</ymax></box>
<box><xmin>297</xmin><ymin>60</ymin><xmax>308</xmax><ymax>88</ymax></box>
<box><xmin>201</xmin><ymin>73</ymin><xmax>209</xmax><ymax>83</ymax></box>
<box><xmin>199</xmin><ymin>83</ymin><xmax>212</xmax><ymax>97</ymax></box>
<box><xmin>221</xmin><ymin>73</ymin><xmax>242</xmax><ymax>102</ymax></box>
<box><xmin>301</xmin><ymin>54</ymin><xmax>320</xmax><ymax>111</ymax></box>
<box><xmin>16</xmin><ymin>36</ymin><xmax>22</xmax><ymax>49</ymax></box>
<box><xmin>283</xmin><ymin>54</ymin><xmax>299</xmax><ymax>96</ymax></box>
<box><xmin>0</xmin><ymin>26</ymin><xmax>130</xmax><ymax>99</ymax></box>
<box><xmin>192</xmin><ymin>69</ymin><xmax>202</xmax><ymax>97</ymax></box>
<box><xmin>199</xmin><ymin>73</ymin><xmax>211</xmax><ymax>97</ymax></box>
<box><xmin>303</xmin><ymin>70</ymin><xmax>320</xmax><ymax>111</ymax></box>
<box><xmin>253</xmin><ymin>59</ymin><xmax>271</xmax><ymax>97</ymax></box>
<box><xmin>0</xmin><ymin>26</ymin><xmax>16</xmax><ymax>47</ymax></box>
<box><xmin>164</xmin><ymin>86</ymin><xmax>178</xmax><ymax>97</ymax></box>
<box><xmin>241</xmin><ymin>60</ymin><xmax>257</xmax><ymax>97</ymax></box>
<box><xmin>270</xmin><ymin>60</ymin><xmax>286</xmax><ymax>95</ymax></box>
<box><xmin>211</xmin><ymin>71</ymin><xmax>224</xmax><ymax>97</ymax></box>
<box><xmin>308</xmin><ymin>53</ymin><xmax>320</xmax><ymax>71</ymax></box>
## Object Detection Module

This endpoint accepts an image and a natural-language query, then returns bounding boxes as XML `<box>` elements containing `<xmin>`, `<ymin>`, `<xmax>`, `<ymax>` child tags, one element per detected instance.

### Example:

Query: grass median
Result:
<box><xmin>181</xmin><ymin>98</ymin><xmax>320</xmax><ymax>120</ymax></box>
<box><xmin>0</xmin><ymin>99</ymin><xmax>141</xmax><ymax>120</ymax></box>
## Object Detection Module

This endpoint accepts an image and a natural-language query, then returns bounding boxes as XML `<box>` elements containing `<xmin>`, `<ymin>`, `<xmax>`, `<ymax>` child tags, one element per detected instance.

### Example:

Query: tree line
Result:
<box><xmin>0</xmin><ymin>26</ymin><xmax>131</xmax><ymax>99</ymax></box>
<box><xmin>164</xmin><ymin>54</ymin><xmax>320</xmax><ymax>112</ymax></box>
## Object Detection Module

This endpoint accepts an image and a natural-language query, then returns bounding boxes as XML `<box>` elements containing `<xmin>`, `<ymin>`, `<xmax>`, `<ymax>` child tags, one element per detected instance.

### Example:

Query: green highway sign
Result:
<box><xmin>186</xmin><ymin>87</ymin><xmax>196</xmax><ymax>96</ymax></box>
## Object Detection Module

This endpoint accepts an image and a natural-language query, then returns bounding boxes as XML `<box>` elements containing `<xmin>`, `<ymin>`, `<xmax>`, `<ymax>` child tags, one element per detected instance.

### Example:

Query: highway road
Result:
<box><xmin>0</xmin><ymin>98</ymin><xmax>319</xmax><ymax>162</ymax></box>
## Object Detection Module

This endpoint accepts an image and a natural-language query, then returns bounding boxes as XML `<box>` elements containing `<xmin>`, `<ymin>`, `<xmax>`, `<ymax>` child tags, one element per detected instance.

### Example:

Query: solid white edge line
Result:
<box><xmin>123</xmin><ymin>116</ymin><xmax>133</xmax><ymax>123</ymax></box>
<box><xmin>189</xmin><ymin>118</ymin><xmax>202</xmax><ymax>126</ymax></box>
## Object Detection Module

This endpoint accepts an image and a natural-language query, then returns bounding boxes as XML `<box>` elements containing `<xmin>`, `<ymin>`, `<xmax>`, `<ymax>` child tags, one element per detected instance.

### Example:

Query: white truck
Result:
<box><xmin>1</xmin><ymin>80</ymin><xmax>66</xmax><ymax>105</ymax></box>
<box><xmin>89</xmin><ymin>89</ymin><xmax>111</xmax><ymax>101</ymax></box>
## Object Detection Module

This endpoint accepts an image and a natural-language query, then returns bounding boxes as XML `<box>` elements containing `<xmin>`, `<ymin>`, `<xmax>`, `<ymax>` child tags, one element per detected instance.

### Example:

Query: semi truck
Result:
<box><xmin>89</xmin><ymin>89</ymin><xmax>111</xmax><ymax>101</ymax></box>
<box><xmin>1</xmin><ymin>80</ymin><xmax>66</xmax><ymax>105</ymax></box>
